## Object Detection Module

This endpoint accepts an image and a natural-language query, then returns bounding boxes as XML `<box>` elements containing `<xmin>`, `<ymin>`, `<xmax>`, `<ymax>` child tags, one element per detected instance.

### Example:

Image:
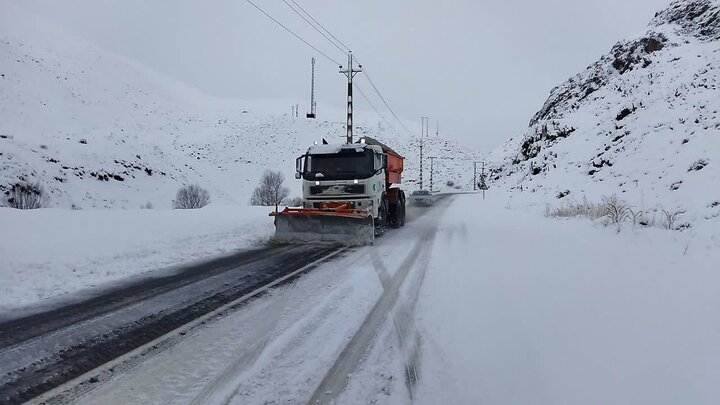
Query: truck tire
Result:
<box><xmin>388</xmin><ymin>202</ymin><xmax>401</xmax><ymax>229</ymax></box>
<box><xmin>375</xmin><ymin>202</ymin><xmax>388</xmax><ymax>237</ymax></box>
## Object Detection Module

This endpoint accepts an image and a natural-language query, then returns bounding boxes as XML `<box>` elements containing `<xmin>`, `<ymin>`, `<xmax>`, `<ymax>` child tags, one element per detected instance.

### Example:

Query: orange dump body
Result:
<box><xmin>385</xmin><ymin>150</ymin><xmax>403</xmax><ymax>186</ymax></box>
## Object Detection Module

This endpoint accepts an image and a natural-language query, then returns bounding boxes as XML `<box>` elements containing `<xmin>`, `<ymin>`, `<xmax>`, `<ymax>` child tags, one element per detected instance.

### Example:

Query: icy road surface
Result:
<box><xmin>73</xmin><ymin>194</ymin><xmax>719</xmax><ymax>405</ymax></box>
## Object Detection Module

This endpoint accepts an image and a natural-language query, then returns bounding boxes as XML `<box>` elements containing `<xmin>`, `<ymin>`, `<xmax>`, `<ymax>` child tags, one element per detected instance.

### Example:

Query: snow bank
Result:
<box><xmin>415</xmin><ymin>194</ymin><xmax>720</xmax><ymax>404</ymax></box>
<box><xmin>0</xmin><ymin>205</ymin><xmax>273</xmax><ymax>313</ymax></box>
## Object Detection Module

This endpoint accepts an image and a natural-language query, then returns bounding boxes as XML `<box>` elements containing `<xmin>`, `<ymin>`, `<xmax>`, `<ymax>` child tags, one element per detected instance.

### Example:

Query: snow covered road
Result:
<box><xmin>28</xmin><ymin>194</ymin><xmax>719</xmax><ymax>405</ymax></box>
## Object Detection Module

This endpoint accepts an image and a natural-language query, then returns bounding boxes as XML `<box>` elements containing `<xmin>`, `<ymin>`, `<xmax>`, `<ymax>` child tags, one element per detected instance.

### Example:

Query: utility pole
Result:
<box><xmin>429</xmin><ymin>156</ymin><xmax>436</xmax><ymax>192</ymax></box>
<box><xmin>421</xmin><ymin>116</ymin><xmax>429</xmax><ymax>138</ymax></box>
<box><xmin>479</xmin><ymin>161</ymin><xmax>489</xmax><ymax>199</ymax></box>
<box><xmin>473</xmin><ymin>161</ymin><xmax>478</xmax><ymax>191</ymax></box>
<box><xmin>339</xmin><ymin>51</ymin><xmax>362</xmax><ymax>144</ymax></box>
<box><xmin>436</xmin><ymin>120</ymin><xmax>439</xmax><ymax>137</ymax></box>
<box><xmin>419</xmin><ymin>116</ymin><xmax>427</xmax><ymax>190</ymax></box>
<box><xmin>419</xmin><ymin>141</ymin><xmax>424</xmax><ymax>190</ymax></box>
<box><xmin>306</xmin><ymin>57</ymin><xmax>316</xmax><ymax>119</ymax></box>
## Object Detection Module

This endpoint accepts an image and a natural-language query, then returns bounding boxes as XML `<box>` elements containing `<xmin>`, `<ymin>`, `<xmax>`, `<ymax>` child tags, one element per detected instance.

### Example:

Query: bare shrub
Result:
<box><xmin>6</xmin><ymin>181</ymin><xmax>47</xmax><ymax>209</ymax></box>
<box><xmin>627</xmin><ymin>207</ymin><xmax>643</xmax><ymax>227</ymax></box>
<box><xmin>547</xmin><ymin>194</ymin><xmax>688</xmax><ymax>232</ymax></box>
<box><xmin>603</xmin><ymin>195</ymin><xmax>630</xmax><ymax>225</ymax></box>
<box><xmin>545</xmin><ymin>197</ymin><xmax>604</xmax><ymax>219</ymax></box>
<box><xmin>250</xmin><ymin>171</ymin><xmax>289</xmax><ymax>211</ymax></box>
<box><xmin>173</xmin><ymin>184</ymin><xmax>210</xmax><ymax>209</ymax></box>
<box><xmin>661</xmin><ymin>209</ymin><xmax>683</xmax><ymax>230</ymax></box>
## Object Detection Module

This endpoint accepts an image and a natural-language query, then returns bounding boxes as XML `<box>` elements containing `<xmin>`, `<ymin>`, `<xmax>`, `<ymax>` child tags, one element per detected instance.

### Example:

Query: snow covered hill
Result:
<box><xmin>491</xmin><ymin>0</ymin><xmax>720</xmax><ymax>233</ymax></box>
<box><xmin>0</xmin><ymin>1</ymin><xmax>480</xmax><ymax>209</ymax></box>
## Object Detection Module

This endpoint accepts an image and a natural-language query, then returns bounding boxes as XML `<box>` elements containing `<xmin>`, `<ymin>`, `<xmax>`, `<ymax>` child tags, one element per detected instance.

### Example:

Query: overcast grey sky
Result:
<box><xmin>20</xmin><ymin>0</ymin><xmax>670</xmax><ymax>150</ymax></box>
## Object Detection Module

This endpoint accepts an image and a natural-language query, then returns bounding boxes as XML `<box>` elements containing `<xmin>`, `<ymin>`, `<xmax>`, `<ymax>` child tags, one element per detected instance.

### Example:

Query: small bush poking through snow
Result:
<box><xmin>661</xmin><ymin>209</ymin><xmax>683</xmax><ymax>230</ymax></box>
<box><xmin>545</xmin><ymin>197</ymin><xmax>605</xmax><ymax>219</ymax></box>
<box><xmin>250</xmin><ymin>171</ymin><xmax>289</xmax><ymax>212</ymax></box>
<box><xmin>547</xmin><ymin>195</ymin><xmax>690</xmax><ymax>232</ymax></box>
<box><xmin>172</xmin><ymin>185</ymin><xmax>210</xmax><ymax>209</ymax></box>
<box><xmin>603</xmin><ymin>195</ymin><xmax>630</xmax><ymax>225</ymax></box>
<box><xmin>6</xmin><ymin>181</ymin><xmax>47</xmax><ymax>209</ymax></box>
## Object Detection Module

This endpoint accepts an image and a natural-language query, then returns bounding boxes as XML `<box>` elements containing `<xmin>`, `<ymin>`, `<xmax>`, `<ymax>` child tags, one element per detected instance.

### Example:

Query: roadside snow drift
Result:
<box><xmin>0</xmin><ymin>205</ymin><xmax>272</xmax><ymax>313</ymax></box>
<box><xmin>413</xmin><ymin>194</ymin><xmax>720</xmax><ymax>405</ymax></box>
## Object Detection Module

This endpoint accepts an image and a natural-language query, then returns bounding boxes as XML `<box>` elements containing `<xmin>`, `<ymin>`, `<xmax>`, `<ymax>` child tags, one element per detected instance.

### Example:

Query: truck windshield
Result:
<box><xmin>304</xmin><ymin>150</ymin><xmax>375</xmax><ymax>180</ymax></box>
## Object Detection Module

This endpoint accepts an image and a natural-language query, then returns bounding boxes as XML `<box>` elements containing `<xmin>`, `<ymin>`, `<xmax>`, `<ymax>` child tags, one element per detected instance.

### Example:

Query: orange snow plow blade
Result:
<box><xmin>270</xmin><ymin>203</ymin><xmax>374</xmax><ymax>245</ymax></box>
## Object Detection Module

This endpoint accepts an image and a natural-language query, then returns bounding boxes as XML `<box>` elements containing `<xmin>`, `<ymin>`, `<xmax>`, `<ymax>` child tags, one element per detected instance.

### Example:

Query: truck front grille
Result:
<box><xmin>310</xmin><ymin>184</ymin><xmax>366</xmax><ymax>196</ymax></box>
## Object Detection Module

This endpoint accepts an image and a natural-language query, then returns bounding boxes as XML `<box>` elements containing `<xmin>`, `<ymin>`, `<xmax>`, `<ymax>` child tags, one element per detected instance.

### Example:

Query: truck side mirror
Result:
<box><xmin>374</xmin><ymin>154</ymin><xmax>384</xmax><ymax>171</ymax></box>
<box><xmin>295</xmin><ymin>156</ymin><xmax>303</xmax><ymax>175</ymax></box>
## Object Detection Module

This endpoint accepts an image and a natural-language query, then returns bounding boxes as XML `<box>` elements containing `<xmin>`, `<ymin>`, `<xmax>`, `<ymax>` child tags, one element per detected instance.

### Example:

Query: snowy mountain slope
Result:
<box><xmin>0</xmin><ymin>1</ymin><xmax>480</xmax><ymax>209</ymax></box>
<box><xmin>490</xmin><ymin>0</ymin><xmax>720</xmax><ymax>232</ymax></box>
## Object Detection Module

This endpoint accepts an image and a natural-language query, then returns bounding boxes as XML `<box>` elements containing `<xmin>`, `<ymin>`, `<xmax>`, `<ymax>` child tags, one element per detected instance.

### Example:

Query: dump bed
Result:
<box><xmin>385</xmin><ymin>149</ymin><xmax>403</xmax><ymax>185</ymax></box>
<box><xmin>360</xmin><ymin>137</ymin><xmax>404</xmax><ymax>186</ymax></box>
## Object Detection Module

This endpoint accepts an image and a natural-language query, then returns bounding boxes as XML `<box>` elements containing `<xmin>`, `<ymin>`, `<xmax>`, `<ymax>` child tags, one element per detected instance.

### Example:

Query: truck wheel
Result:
<box><xmin>375</xmin><ymin>202</ymin><xmax>388</xmax><ymax>237</ymax></box>
<box><xmin>399</xmin><ymin>201</ymin><xmax>406</xmax><ymax>227</ymax></box>
<box><xmin>388</xmin><ymin>203</ymin><xmax>401</xmax><ymax>229</ymax></box>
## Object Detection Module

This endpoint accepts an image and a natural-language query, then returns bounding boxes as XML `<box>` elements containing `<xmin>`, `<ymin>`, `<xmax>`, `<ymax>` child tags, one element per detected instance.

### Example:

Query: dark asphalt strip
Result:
<box><xmin>0</xmin><ymin>243</ymin><xmax>342</xmax><ymax>405</ymax></box>
<box><xmin>0</xmin><ymin>244</ymin><xmax>296</xmax><ymax>349</ymax></box>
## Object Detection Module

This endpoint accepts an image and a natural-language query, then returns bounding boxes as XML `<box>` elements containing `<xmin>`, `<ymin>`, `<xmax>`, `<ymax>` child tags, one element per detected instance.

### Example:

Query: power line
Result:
<box><xmin>244</xmin><ymin>0</ymin><xmax>342</xmax><ymax>65</ymax></box>
<box><xmin>247</xmin><ymin>0</ymin><xmax>412</xmax><ymax>139</ymax></box>
<box><xmin>281</xmin><ymin>0</ymin><xmax>348</xmax><ymax>55</ymax></box>
<box><xmin>279</xmin><ymin>0</ymin><xmax>411</xmax><ymax>137</ymax></box>
<box><xmin>286</xmin><ymin>0</ymin><xmax>351</xmax><ymax>51</ymax></box>
<box><xmin>358</xmin><ymin>65</ymin><xmax>413</xmax><ymax>136</ymax></box>
<box><xmin>353</xmin><ymin>83</ymin><xmax>402</xmax><ymax>136</ymax></box>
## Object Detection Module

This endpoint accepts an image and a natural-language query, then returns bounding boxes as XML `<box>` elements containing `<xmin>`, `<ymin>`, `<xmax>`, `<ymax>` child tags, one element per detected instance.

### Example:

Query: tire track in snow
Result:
<box><xmin>188</xmin><ymin>284</ymin><xmax>292</xmax><ymax>405</ymax></box>
<box><xmin>370</xmin><ymin>242</ymin><xmax>429</xmax><ymax>400</ymax></box>
<box><xmin>308</xmin><ymin>222</ymin><xmax>439</xmax><ymax>404</ymax></box>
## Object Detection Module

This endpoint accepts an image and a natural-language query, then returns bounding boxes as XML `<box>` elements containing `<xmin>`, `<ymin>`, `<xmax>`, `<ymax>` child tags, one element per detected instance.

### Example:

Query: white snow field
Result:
<box><xmin>72</xmin><ymin>194</ymin><xmax>719</xmax><ymax>405</ymax></box>
<box><xmin>0</xmin><ymin>0</ymin><xmax>480</xmax><ymax>211</ymax></box>
<box><xmin>0</xmin><ymin>205</ymin><xmax>273</xmax><ymax>314</ymax></box>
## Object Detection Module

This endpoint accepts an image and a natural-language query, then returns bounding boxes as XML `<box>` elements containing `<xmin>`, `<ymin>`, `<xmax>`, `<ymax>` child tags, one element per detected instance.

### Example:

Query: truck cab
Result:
<box><xmin>294</xmin><ymin>138</ymin><xmax>406</xmax><ymax>232</ymax></box>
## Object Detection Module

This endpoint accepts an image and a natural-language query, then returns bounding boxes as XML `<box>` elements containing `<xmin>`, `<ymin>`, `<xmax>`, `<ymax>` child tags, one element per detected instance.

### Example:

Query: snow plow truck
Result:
<box><xmin>271</xmin><ymin>137</ymin><xmax>406</xmax><ymax>245</ymax></box>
